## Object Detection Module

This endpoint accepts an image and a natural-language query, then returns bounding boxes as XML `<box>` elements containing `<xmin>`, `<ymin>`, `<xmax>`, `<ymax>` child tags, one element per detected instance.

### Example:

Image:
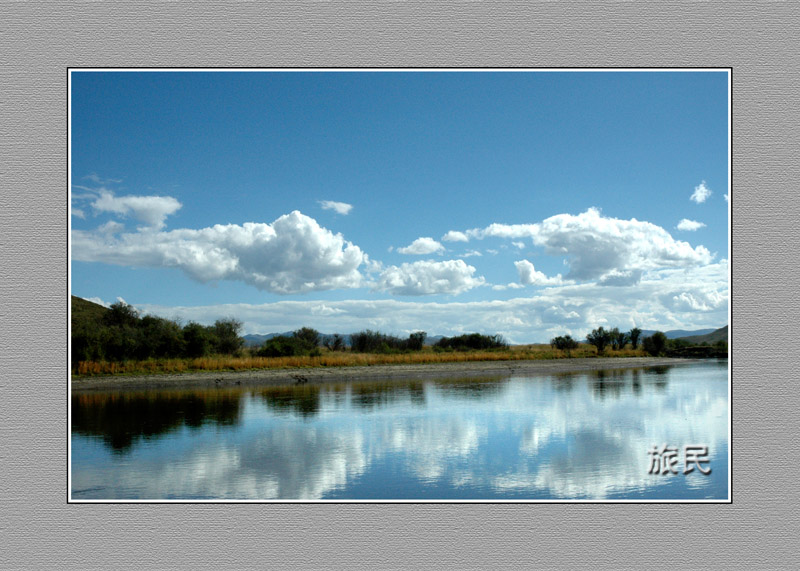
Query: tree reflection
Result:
<box><xmin>631</xmin><ymin>369</ymin><xmax>642</xmax><ymax>395</ymax></box>
<box><xmin>71</xmin><ymin>389</ymin><xmax>244</xmax><ymax>453</ymax></box>
<box><xmin>646</xmin><ymin>365</ymin><xmax>670</xmax><ymax>391</ymax></box>
<box><xmin>258</xmin><ymin>386</ymin><xmax>322</xmax><ymax>418</ymax></box>
<box><xmin>590</xmin><ymin>369</ymin><xmax>630</xmax><ymax>399</ymax></box>
<box><xmin>431</xmin><ymin>377</ymin><xmax>504</xmax><ymax>400</ymax></box>
<box><xmin>550</xmin><ymin>372</ymin><xmax>578</xmax><ymax>392</ymax></box>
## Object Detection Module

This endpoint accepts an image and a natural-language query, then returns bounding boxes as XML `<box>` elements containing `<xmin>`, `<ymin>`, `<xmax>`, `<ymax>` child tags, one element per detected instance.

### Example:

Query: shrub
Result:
<box><xmin>610</xmin><ymin>327</ymin><xmax>629</xmax><ymax>351</ymax></box>
<box><xmin>293</xmin><ymin>327</ymin><xmax>321</xmax><ymax>348</ymax></box>
<box><xmin>407</xmin><ymin>331</ymin><xmax>427</xmax><ymax>351</ymax></box>
<box><xmin>350</xmin><ymin>330</ymin><xmax>430</xmax><ymax>353</ymax></box>
<box><xmin>668</xmin><ymin>338</ymin><xmax>691</xmax><ymax>350</ymax></box>
<box><xmin>550</xmin><ymin>335</ymin><xmax>579</xmax><ymax>350</ymax></box>
<box><xmin>257</xmin><ymin>335</ymin><xmax>316</xmax><ymax>358</ymax></box>
<box><xmin>323</xmin><ymin>334</ymin><xmax>346</xmax><ymax>351</ymax></box>
<box><xmin>351</xmin><ymin>330</ymin><xmax>402</xmax><ymax>353</ymax></box>
<box><xmin>103</xmin><ymin>301</ymin><xmax>140</xmax><ymax>328</ymax></box>
<box><xmin>642</xmin><ymin>332</ymin><xmax>668</xmax><ymax>356</ymax></box>
<box><xmin>435</xmin><ymin>333</ymin><xmax>507</xmax><ymax>351</ymax></box>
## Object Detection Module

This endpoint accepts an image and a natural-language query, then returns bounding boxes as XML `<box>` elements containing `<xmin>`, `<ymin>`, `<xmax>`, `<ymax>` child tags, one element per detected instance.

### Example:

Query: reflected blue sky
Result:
<box><xmin>72</xmin><ymin>361</ymin><xmax>728</xmax><ymax>500</ymax></box>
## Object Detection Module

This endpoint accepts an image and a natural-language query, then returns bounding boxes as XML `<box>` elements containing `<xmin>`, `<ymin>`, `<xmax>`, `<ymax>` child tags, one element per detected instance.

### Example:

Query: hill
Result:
<box><xmin>676</xmin><ymin>325</ymin><xmax>728</xmax><ymax>345</ymax></box>
<box><xmin>71</xmin><ymin>295</ymin><xmax>108</xmax><ymax>323</ymax></box>
<box><xmin>639</xmin><ymin>327</ymin><xmax>718</xmax><ymax>340</ymax></box>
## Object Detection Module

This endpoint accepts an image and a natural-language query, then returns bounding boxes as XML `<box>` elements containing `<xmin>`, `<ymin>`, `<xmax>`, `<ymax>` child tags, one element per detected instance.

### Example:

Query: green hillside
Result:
<box><xmin>678</xmin><ymin>325</ymin><xmax>728</xmax><ymax>345</ymax></box>
<box><xmin>71</xmin><ymin>295</ymin><xmax>108</xmax><ymax>323</ymax></box>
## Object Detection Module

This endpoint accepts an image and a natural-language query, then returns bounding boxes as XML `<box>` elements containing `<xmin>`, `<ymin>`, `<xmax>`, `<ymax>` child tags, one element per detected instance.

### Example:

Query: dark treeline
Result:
<box><xmin>584</xmin><ymin>326</ymin><xmax>643</xmax><ymax>353</ymax></box>
<box><xmin>72</xmin><ymin>301</ymin><xmax>244</xmax><ymax>363</ymax></box>
<box><xmin>257</xmin><ymin>329</ymin><xmax>508</xmax><ymax>357</ymax></box>
<box><xmin>662</xmin><ymin>336</ymin><xmax>728</xmax><ymax>357</ymax></box>
<box><xmin>73</xmin><ymin>298</ymin><xmax>726</xmax><ymax>366</ymax></box>
<box><xmin>350</xmin><ymin>330</ymin><xmax>427</xmax><ymax>353</ymax></box>
<box><xmin>434</xmin><ymin>333</ymin><xmax>507</xmax><ymax>351</ymax></box>
<box><xmin>551</xmin><ymin>326</ymin><xmax>727</xmax><ymax>357</ymax></box>
<box><xmin>73</xmin><ymin>298</ymin><xmax>513</xmax><ymax>364</ymax></box>
<box><xmin>256</xmin><ymin>327</ymin><xmax>326</xmax><ymax>358</ymax></box>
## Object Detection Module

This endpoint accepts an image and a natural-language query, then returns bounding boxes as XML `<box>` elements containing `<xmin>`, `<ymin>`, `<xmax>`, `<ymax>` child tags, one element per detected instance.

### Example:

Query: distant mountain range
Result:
<box><xmin>673</xmin><ymin>325</ymin><xmax>728</xmax><ymax>344</ymax></box>
<box><xmin>640</xmin><ymin>328</ymin><xmax>719</xmax><ymax>340</ymax></box>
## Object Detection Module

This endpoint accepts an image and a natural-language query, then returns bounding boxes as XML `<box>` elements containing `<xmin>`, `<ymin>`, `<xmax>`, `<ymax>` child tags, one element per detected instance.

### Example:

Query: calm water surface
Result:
<box><xmin>71</xmin><ymin>361</ymin><xmax>728</xmax><ymax>500</ymax></box>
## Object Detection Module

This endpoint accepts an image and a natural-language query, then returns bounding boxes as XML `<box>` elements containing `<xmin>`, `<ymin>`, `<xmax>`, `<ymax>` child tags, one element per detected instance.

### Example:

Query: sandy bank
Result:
<box><xmin>71</xmin><ymin>357</ymin><xmax>707</xmax><ymax>392</ymax></box>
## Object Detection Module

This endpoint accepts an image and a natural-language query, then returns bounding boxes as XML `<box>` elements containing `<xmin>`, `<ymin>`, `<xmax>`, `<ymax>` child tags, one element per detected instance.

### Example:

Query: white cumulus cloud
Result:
<box><xmin>451</xmin><ymin>208</ymin><xmax>712</xmax><ymax>285</ymax></box>
<box><xmin>397</xmin><ymin>237</ymin><xmax>445</xmax><ymax>255</ymax></box>
<box><xmin>73</xmin><ymin>210</ymin><xmax>368</xmax><ymax>294</ymax></box>
<box><xmin>676</xmin><ymin>219</ymin><xmax>706</xmax><ymax>231</ymax></box>
<box><xmin>318</xmin><ymin>200</ymin><xmax>353</xmax><ymax>215</ymax></box>
<box><xmin>514</xmin><ymin>260</ymin><xmax>568</xmax><ymax>286</ymax></box>
<box><xmin>374</xmin><ymin>259</ymin><xmax>485</xmax><ymax>296</ymax></box>
<box><xmin>690</xmin><ymin>181</ymin><xmax>712</xmax><ymax>203</ymax></box>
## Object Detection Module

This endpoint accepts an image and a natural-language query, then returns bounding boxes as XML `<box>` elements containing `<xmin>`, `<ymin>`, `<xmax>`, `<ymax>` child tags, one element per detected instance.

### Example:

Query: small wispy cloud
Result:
<box><xmin>690</xmin><ymin>181</ymin><xmax>712</xmax><ymax>204</ymax></box>
<box><xmin>91</xmin><ymin>189</ymin><xmax>182</xmax><ymax>229</ymax></box>
<box><xmin>83</xmin><ymin>173</ymin><xmax>122</xmax><ymax>185</ymax></box>
<box><xmin>492</xmin><ymin>283</ymin><xmax>525</xmax><ymax>291</ymax></box>
<box><xmin>441</xmin><ymin>230</ymin><xmax>469</xmax><ymax>243</ymax></box>
<box><xmin>458</xmin><ymin>250</ymin><xmax>482</xmax><ymax>258</ymax></box>
<box><xmin>318</xmin><ymin>200</ymin><xmax>353</xmax><ymax>215</ymax></box>
<box><xmin>676</xmin><ymin>219</ymin><xmax>706</xmax><ymax>231</ymax></box>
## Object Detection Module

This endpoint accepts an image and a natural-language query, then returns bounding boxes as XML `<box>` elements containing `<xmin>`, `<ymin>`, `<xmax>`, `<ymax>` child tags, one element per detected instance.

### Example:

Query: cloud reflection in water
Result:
<box><xmin>71</xmin><ymin>362</ymin><xmax>728</xmax><ymax>499</ymax></box>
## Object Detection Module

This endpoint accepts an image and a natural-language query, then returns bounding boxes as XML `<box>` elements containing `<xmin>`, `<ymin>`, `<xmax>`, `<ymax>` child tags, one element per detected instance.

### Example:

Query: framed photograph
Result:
<box><xmin>69</xmin><ymin>68</ymin><xmax>730</xmax><ymax>502</ymax></box>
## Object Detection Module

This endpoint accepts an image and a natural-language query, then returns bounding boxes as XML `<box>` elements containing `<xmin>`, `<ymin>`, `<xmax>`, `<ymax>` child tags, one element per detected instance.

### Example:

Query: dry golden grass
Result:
<box><xmin>72</xmin><ymin>345</ymin><xmax>649</xmax><ymax>377</ymax></box>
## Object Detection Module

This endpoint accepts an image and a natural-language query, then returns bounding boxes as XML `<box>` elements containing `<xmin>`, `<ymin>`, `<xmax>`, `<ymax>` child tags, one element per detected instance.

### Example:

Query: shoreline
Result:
<box><xmin>71</xmin><ymin>356</ymin><xmax>710</xmax><ymax>392</ymax></box>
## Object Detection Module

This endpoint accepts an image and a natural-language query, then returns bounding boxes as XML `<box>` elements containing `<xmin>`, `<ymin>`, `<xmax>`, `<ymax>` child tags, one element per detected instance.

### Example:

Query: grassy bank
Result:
<box><xmin>72</xmin><ymin>344</ymin><xmax>649</xmax><ymax>377</ymax></box>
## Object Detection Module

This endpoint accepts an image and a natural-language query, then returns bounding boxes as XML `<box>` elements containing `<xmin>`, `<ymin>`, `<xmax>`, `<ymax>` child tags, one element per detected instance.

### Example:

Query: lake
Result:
<box><xmin>70</xmin><ymin>360</ymin><xmax>729</xmax><ymax>501</ymax></box>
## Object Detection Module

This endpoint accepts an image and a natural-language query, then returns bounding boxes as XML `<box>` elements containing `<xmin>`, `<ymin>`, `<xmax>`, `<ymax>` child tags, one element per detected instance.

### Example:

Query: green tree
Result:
<box><xmin>293</xmin><ymin>327</ymin><xmax>321</xmax><ymax>348</ymax></box>
<box><xmin>323</xmin><ymin>333</ymin><xmax>346</xmax><ymax>351</ymax></box>
<box><xmin>586</xmin><ymin>327</ymin><xmax>612</xmax><ymax>354</ymax></box>
<box><xmin>550</xmin><ymin>335</ymin><xmax>579</xmax><ymax>350</ymax></box>
<box><xmin>101</xmin><ymin>325</ymin><xmax>138</xmax><ymax>361</ymax></box>
<box><xmin>642</xmin><ymin>331</ymin><xmax>667</xmax><ymax>356</ymax></box>
<box><xmin>183</xmin><ymin>322</ymin><xmax>212</xmax><ymax>358</ymax></box>
<box><xmin>258</xmin><ymin>335</ymin><xmax>315</xmax><ymax>357</ymax></box>
<box><xmin>407</xmin><ymin>331</ymin><xmax>427</xmax><ymax>351</ymax></box>
<box><xmin>213</xmin><ymin>318</ymin><xmax>244</xmax><ymax>355</ymax></box>
<box><xmin>104</xmin><ymin>301</ymin><xmax>140</xmax><ymax>328</ymax></box>
<box><xmin>435</xmin><ymin>333</ymin><xmax>507</xmax><ymax>351</ymax></box>
<box><xmin>629</xmin><ymin>327</ymin><xmax>642</xmax><ymax>350</ymax></box>
<box><xmin>610</xmin><ymin>327</ymin><xmax>629</xmax><ymax>351</ymax></box>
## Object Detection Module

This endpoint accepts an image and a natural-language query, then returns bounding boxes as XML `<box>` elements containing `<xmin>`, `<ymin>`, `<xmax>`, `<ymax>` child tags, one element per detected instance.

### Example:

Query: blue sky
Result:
<box><xmin>70</xmin><ymin>70</ymin><xmax>729</xmax><ymax>342</ymax></box>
